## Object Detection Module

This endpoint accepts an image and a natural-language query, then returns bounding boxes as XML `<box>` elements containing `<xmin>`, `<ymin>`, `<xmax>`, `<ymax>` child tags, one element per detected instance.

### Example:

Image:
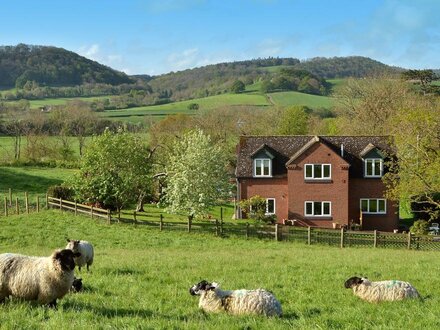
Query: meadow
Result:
<box><xmin>268</xmin><ymin>91</ymin><xmax>336</xmax><ymax>109</ymax></box>
<box><xmin>0</xmin><ymin>210</ymin><xmax>438</xmax><ymax>329</ymax></box>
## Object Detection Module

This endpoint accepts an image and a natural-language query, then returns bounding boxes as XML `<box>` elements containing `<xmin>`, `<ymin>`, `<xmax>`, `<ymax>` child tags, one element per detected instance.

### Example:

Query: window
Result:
<box><xmin>254</xmin><ymin>158</ymin><xmax>271</xmax><ymax>177</ymax></box>
<box><xmin>266</xmin><ymin>198</ymin><xmax>275</xmax><ymax>215</ymax></box>
<box><xmin>360</xmin><ymin>199</ymin><xmax>386</xmax><ymax>214</ymax></box>
<box><xmin>304</xmin><ymin>164</ymin><xmax>331</xmax><ymax>180</ymax></box>
<box><xmin>364</xmin><ymin>159</ymin><xmax>383</xmax><ymax>177</ymax></box>
<box><xmin>305</xmin><ymin>201</ymin><xmax>331</xmax><ymax>217</ymax></box>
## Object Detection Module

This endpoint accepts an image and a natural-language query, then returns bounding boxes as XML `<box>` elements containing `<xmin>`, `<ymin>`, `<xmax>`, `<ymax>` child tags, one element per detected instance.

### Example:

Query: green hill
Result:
<box><xmin>0</xmin><ymin>44</ymin><xmax>133</xmax><ymax>88</ymax></box>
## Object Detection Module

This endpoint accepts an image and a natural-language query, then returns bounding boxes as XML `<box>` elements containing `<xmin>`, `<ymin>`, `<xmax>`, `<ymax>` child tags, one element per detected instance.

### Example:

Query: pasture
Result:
<box><xmin>0</xmin><ymin>210</ymin><xmax>438</xmax><ymax>329</ymax></box>
<box><xmin>269</xmin><ymin>91</ymin><xmax>336</xmax><ymax>109</ymax></box>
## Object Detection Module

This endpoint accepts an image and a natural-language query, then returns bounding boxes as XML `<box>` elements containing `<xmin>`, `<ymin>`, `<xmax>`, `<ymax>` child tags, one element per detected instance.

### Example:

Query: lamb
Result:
<box><xmin>189</xmin><ymin>280</ymin><xmax>282</xmax><ymax>316</ymax></box>
<box><xmin>0</xmin><ymin>249</ymin><xmax>80</xmax><ymax>307</ymax></box>
<box><xmin>344</xmin><ymin>276</ymin><xmax>421</xmax><ymax>303</ymax></box>
<box><xmin>70</xmin><ymin>277</ymin><xmax>83</xmax><ymax>293</ymax></box>
<box><xmin>66</xmin><ymin>239</ymin><xmax>94</xmax><ymax>271</ymax></box>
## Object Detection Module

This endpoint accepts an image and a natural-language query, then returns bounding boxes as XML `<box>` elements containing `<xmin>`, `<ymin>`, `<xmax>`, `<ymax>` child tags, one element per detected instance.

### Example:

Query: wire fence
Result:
<box><xmin>3</xmin><ymin>196</ymin><xmax>440</xmax><ymax>251</ymax></box>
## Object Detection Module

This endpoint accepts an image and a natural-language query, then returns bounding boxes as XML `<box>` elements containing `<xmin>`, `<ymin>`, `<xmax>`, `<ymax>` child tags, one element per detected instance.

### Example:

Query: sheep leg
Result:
<box><xmin>47</xmin><ymin>299</ymin><xmax>57</xmax><ymax>308</ymax></box>
<box><xmin>86</xmin><ymin>264</ymin><xmax>89</xmax><ymax>272</ymax></box>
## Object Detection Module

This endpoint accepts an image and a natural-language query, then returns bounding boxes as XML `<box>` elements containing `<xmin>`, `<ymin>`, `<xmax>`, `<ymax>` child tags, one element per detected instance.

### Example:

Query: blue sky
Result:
<box><xmin>1</xmin><ymin>0</ymin><xmax>439</xmax><ymax>75</ymax></box>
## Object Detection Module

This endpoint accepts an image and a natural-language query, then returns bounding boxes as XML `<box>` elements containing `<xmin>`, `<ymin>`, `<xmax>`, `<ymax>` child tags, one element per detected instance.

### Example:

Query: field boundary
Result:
<box><xmin>42</xmin><ymin>197</ymin><xmax>440</xmax><ymax>252</ymax></box>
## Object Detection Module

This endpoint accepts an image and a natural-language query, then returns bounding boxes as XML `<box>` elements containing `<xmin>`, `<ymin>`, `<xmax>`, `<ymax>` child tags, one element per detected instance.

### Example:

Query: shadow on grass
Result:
<box><xmin>0</xmin><ymin>167</ymin><xmax>64</xmax><ymax>194</ymax></box>
<box><xmin>62</xmin><ymin>301</ymin><xmax>154</xmax><ymax>318</ymax></box>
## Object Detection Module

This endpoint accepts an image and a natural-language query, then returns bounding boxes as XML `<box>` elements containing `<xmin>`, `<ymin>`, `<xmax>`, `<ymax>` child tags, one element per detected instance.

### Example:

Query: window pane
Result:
<box><xmin>314</xmin><ymin>202</ymin><xmax>322</xmax><ymax>215</ymax></box>
<box><xmin>370</xmin><ymin>199</ymin><xmax>377</xmax><ymax>213</ymax></box>
<box><xmin>314</xmin><ymin>164</ymin><xmax>322</xmax><ymax>178</ymax></box>
<box><xmin>323</xmin><ymin>202</ymin><xmax>330</xmax><ymax>215</ymax></box>
<box><xmin>305</xmin><ymin>164</ymin><xmax>313</xmax><ymax>178</ymax></box>
<box><xmin>305</xmin><ymin>202</ymin><xmax>313</xmax><ymax>215</ymax></box>
<box><xmin>263</xmin><ymin>159</ymin><xmax>270</xmax><ymax>175</ymax></box>
<box><xmin>361</xmin><ymin>200</ymin><xmax>368</xmax><ymax>212</ymax></box>
<box><xmin>255</xmin><ymin>160</ymin><xmax>261</xmax><ymax>175</ymax></box>
<box><xmin>366</xmin><ymin>160</ymin><xmax>373</xmax><ymax>176</ymax></box>
<box><xmin>267</xmin><ymin>199</ymin><xmax>275</xmax><ymax>214</ymax></box>
<box><xmin>374</xmin><ymin>160</ymin><xmax>381</xmax><ymax>176</ymax></box>
<box><xmin>323</xmin><ymin>165</ymin><xmax>330</xmax><ymax>178</ymax></box>
<box><xmin>378</xmin><ymin>199</ymin><xmax>385</xmax><ymax>212</ymax></box>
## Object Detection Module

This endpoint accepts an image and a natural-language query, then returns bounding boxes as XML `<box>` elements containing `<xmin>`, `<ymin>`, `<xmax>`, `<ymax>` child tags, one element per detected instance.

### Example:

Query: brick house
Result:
<box><xmin>235</xmin><ymin>135</ymin><xmax>399</xmax><ymax>232</ymax></box>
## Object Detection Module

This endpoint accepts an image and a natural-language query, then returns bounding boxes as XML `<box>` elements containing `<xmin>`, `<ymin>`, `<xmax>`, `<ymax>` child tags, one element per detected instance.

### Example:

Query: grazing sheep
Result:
<box><xmin>344</xmin><ymin>276</ymin><xmax>421</xmax><ymax>303</ymax></box>
<box><xmin>0</xmin><ymin>249</ymin><xmax>80</xmax><ymax>307</ymax></box>
<box><xmin>70</xmin><ymin>277</ymin><xmax>83</xmax><ymax>293</ymax></box>
<box><xmin>66</xmin><ymin>239</ymin><xmax>94</xmax><ymax>271</ymax></box>
<box><xmin>189</xmin><ymin>280</ymin><xmax>282</xmax><ymax>316</ymax></box>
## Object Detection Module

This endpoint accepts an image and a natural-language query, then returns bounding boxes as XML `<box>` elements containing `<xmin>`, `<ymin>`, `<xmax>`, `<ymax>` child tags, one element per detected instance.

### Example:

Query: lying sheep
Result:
<box><xmin>344</xmin><ymin>276</ymin><xmax>421</xmax><ymax>303</ymax></box>
<box><xmin>0</xmin><ymin>249</ymin><xmax>80</xmax><ymax>307</ymax></box>
<box><xmin>71</xmin><ymin>277</ymin><xmax>83</xmax><ymax>293</ymax></box>
<box><xmin>189</xmin><ymin>280</ymin><xmax>282</xmax><ymax>316</ymax></box>
<box><xmin>66</xmin><ymin>239</ymin><xmax>94</xmax><ymax>271</ymax></box>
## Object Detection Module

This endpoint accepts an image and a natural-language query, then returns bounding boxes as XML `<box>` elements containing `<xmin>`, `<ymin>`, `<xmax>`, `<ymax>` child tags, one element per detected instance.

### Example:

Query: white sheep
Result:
<box><xmin>66</xmin><ymin>239</ymin><xmax>94</xmax><ymax>271</ymax></box>
<box><xmin>189</xmin><ymin>280</ymin><xmax>282</xmax><ymax>316</ymax></box>
<box><xmin>344</xmin><ymin>276</ymin><xmax>421</xmax><ymax>303</ymax></box>
<box><xmin>0</xmin><ymin>249</ymin><xmax>80</xmax><ymax>307</ymax></box>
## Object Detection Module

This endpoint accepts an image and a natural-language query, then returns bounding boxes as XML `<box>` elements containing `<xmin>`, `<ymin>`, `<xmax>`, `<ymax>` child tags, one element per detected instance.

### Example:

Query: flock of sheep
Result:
<box><xmin>0</xmin><ymin>238</ymin><xmax>422</xmax><ymax>316</ymax></box>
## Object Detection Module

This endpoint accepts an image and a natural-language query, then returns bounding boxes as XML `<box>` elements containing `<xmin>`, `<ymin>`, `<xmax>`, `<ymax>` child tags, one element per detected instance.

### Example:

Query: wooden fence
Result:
<box><xmin>1</xmin><ymin>189</ymin><xmax>45</xmax><ymax>216</ymax></box>
<box><xmin>43</xmin><ymin>197</ymin><xmax>440</xmax><ymax>252</ymax></box>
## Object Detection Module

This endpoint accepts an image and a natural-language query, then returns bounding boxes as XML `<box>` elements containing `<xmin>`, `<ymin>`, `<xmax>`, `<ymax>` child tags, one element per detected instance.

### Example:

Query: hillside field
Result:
<box><xmin>0</xmin><ymin>210</ymin><xmax>438</xmax><ymax>329</ymax></box>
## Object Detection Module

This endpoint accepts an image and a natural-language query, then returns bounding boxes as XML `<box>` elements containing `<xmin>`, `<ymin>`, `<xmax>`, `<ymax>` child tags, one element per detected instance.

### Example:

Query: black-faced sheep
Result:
<box><xmin>344</xmin><ymin>276</ymin><xmax>421</xmax><ymax>303</ymax></box>
<box><xmin>66</xmin><ymin>239</ymin><xmax>94</xmax><ymax>271</ymax></box>
<box><xmin>70</xmin><ymin>277</ymin><xmax>83</xmax><ymax>293</ymax></box>
<box><xmin>0</xmin><ymin>249</ymin><xmax>80</xmax><ymax>307</ymax></box>
<box><xmin>189</xmin><ymin>280</ymin><xmax>282</xmax><ymax>316</ymax></box>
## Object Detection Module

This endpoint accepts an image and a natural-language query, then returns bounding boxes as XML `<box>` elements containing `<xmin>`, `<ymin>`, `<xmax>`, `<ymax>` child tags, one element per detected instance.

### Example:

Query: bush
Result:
<box><xmin>239</xmin><ymin>195</ymin><xmax>274</xmax><ymax>223</ymax></box>
<box><xmin>47</xmin><ymin>184</ymin><xmax>74</xmax><ymax>200</ymax></box>
<box><xmin>410</xmin><ymin>220</ymin><xmax>429</xmax><ymax>235</ymax></box>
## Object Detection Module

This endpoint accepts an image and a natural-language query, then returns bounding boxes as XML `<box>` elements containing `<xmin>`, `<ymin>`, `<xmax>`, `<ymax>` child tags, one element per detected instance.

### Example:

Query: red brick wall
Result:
<box><xmin>239</xmin><ymin>177</ymin><xmax>288</xmax><ymax>221</ymax></box>
<box><xmin>287</xmin><ymin>142</ymin><xmax>350</xmax><ymax>228</ymax></box>
<box><xmin>349</xmin><ymin>178</ymin><xmax>399</xmax><ymax>231</ymax></box>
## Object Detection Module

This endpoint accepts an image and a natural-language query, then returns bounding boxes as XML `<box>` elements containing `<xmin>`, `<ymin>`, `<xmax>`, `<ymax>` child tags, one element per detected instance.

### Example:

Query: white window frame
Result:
<box><xmin>360</xmin><ymin>198</ymin><xmax>386</xmax><ymax>214</ymax></box>
<box><xmin>254</xmin><ymin>158</ymin><xmax>272</xmax><ymax>177</ymax></box>
<box><xmin>304</xmin><ymin>201</ymin><xmax>331</xmax><ymax>217</ymax></box>
<box><xmin>304</xmin><ymin>164</ymin><xmax>331</xmax><ymax>180</ymax></box>
<box><xmin>266</xmin><ymin>198</ymin><xmax>276</xmax><ymax>215</ymax></box>
<box><xmin>364</xmin><ymin>158</ymin><xmax>383</xmax><ymax>178</ymax></box>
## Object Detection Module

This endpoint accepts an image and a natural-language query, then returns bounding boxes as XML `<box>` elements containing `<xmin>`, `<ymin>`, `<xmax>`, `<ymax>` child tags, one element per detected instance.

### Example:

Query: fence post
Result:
<box><xmin>246</xmin><ymin>222</ymin><xmax>249</xmax><ymax>239</ymax></box>
<box><xmin>46</xmin><ymin>194</ymin><xmax>49</xmax><ymax>209</ymax></box>
<box><xmin>118</xmin><ymin>209</ymin><xmax>121</xmax><ymax>223</ymax></box>
<box><xmin>15</xmin><ymin>197</ymin><xmax>19</xmax><ymax>215</ymax></box>
<box><xmin>8</xmin><ymin>188</ymin><xmax>12</xmax><ymax>207</ymax></box>
<box><xmin>107</xmin><ymin>210</ymin><xmax>111</xmax><ymax>225</ymax></box>
<box><xmin>74</xmin><ymin>202</ymin><xmax>77</xmax><ymax>216</ymax></box>
<box><xmin>25</xmin><ymin>192</ymin><xmax>29</xmax><ymax>214</ymax></box>
<box><xmin>407</xmin><ymin>232</ymin><xmax>412</xmax><ymax>249</ymax></box>
<box><xmin>307</xmin><ymin>226</ymin><xmax>311</xmax><ymax>245</ymax></box>
<box><xmin>160</xmin><ymin>214</ymin><xmax>163</xmax><ymax>231</ymax></box>
<box><xmin>188</xmin><ymin>217</ymin><xmax>192</xmax><ymax>233</ymax></box>
<box><xmin>91</xmin><ymin>206</ymin><xmax>94</xmax><ymax>219</ymax></box>
<box><xmin>133</xmin><ymin>211</ymin><xmax>137</xmax><ymax>224</ymax></box>
<box><xmin>220</xmin><ymin>220</ymin><xmax>224</xmax><ymax>236</ymax></box>
<box><xmin>36</xmin><ymin>196</ymin><xmax>40</xmax><ymax>213</ymax></box>
<box><xmin>340</xmin><ymin>227</ymin><xmax>345</xmax><ymax>248</ymax></box>
<box><xmin>59</xmin><ymin>198</ymin><xmax>62</xmax><ymax>210</ymax></box>
<box><xmin>220</xmin><ymin>207</ymin><xmax>223</xmax><ymax>222</ymax></box>
<box><xmin>215</xmin><ymin>219</ymin><xmax>219</xmax><ymax>236</ymax></box>
<box><xmin>4</xmin><ymin>197</ymin><xmax>8</xmax><ymax>216</ymax></box>
<box><xmin>373</xmin><ymin>230</ymin><xmax>378</xmax><ymax>248</ymax></box>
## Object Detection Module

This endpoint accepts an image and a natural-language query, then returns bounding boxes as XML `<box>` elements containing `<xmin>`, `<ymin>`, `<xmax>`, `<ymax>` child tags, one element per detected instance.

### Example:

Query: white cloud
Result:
<box><xmin>78</xmin><ymin>44</ymin><xmax>129</xmax><ymax>72</ymax></box>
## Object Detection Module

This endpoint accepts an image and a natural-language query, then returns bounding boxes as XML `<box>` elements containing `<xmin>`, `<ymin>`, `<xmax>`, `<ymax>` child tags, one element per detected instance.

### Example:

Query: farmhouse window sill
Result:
<box><xmin>304</xmin><ymin>179</ymin><xmax>333</xmax><ymax>184</ymax></box>
<box><xmin>304</xmin><ymin>216</ymin><xmax>333</xmax><ymax>220</ymax></box>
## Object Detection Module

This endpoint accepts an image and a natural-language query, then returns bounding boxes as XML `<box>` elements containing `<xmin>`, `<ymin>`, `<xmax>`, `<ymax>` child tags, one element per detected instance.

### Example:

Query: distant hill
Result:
<box><xmin>144</xmin><ymin>56</ymin><xmax>402</xmax><ymax>100</ymax></box>
<box><xmin>0</xmin><ymin>44</ymin><xmax>133</xmax><ymax>88</ymax></box>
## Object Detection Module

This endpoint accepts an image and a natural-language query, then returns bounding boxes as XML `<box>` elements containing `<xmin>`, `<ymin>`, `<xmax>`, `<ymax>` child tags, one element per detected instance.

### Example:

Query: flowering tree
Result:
<box><xmin>161</xmin><ymin>129</ymin><xmax>230</xmax><ymax>220</ymax></box>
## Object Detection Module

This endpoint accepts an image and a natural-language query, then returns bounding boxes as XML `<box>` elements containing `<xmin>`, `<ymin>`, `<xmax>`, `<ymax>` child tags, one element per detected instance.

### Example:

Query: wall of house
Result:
<box><xmin>238</xmin><ymin>177</ymin><xmax>288</xmax><ymax>221</ymax></box>
<box><xmin>349</xmin><ymin>178</ymin><xmax>399</xmax><ymax>231</ymax></box>
<box><xmin>287</xmin><ymin>142</ymin><xmax>350</xmax><ymax>228</ymax></box>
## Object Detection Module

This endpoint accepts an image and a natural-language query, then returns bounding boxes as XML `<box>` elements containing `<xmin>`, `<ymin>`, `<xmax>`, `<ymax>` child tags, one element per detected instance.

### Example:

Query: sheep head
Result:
<box><xmin>189</xmin><ymin>280</ymin><xmax>218</xmax><ymax>295</ymax></box>
<box><xmin>66</xmin><ymin>239</ymin><xmax>80</xmax><ymax>250</ymax></box>
<box><xmin>54</xmin><ymin>249</ymin><xmax>81</xmax><ymax>271</ymax></box>
<box><xmin>344</xmin><ymin>276</ymin><xmax>364</xmax><ymax>289</ymax></box>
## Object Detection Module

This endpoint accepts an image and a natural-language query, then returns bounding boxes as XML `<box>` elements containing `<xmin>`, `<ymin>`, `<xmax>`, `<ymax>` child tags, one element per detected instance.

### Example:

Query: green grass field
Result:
<box><xmin>0</xmin><ymin>210</ymin><xmax>438</xmax><ymax>329</ymax></box>
<box><xmin>269</xmin><ymin>91</ymin><xmax>336</xmax><ymax>109</ymax></box>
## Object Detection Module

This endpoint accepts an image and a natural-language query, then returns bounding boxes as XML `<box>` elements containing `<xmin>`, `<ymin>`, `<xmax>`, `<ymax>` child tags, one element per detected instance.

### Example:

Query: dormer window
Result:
<box><xmin>364</xmin><ymin>159</ymin><xmax>383</xmax><ymax>178</ymax></box>
<box><xmin>304</xmin><ymin>164</ymin><xmax>331</xmax><ymax>180</ymax></box>
<box><xmin>254</xmin><ymin>158</ymin><xmax>271</xmax><ymax>177</ymax></box>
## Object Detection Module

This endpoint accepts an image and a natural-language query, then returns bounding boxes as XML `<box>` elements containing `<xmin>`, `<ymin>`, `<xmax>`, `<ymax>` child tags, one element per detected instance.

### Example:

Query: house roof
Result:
<box><xmin>236</xmin><ymin>135</ymin><xmax>394</xmax><ymax>178</ymax></box>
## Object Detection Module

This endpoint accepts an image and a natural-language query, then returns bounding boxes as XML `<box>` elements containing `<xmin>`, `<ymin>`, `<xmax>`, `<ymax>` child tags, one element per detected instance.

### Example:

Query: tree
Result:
<box><xmin>277</xmin><ymin>106</ymin><xmax>310</xmax><ymax>135</ymax></box>
<box><xmin>71</xmin><ymin>129</ymin><xmax>153</xmax><ymax>211</ymax></box>
<box><xmin>160</xmin><ymin>129</ymin><xmax>230</xmax><ymax>220</ymax></box>
<box><xmin>230</xmin><ymin>79</ymin><xmax>245</xmax><ymax>93</ymax></box>
<box><xmin>401</xmin><ymin>69</ymin><xmax>438</xmax><ymax>95</ymax></box>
